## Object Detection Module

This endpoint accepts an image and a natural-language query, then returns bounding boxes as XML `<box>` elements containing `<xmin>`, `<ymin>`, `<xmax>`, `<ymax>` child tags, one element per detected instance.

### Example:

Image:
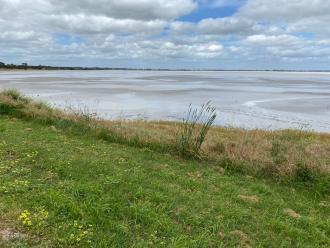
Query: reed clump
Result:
<box><xmin>177</xmin><ymin>102</ymin><xmax>216</xmax><ymax>159</ymax></box>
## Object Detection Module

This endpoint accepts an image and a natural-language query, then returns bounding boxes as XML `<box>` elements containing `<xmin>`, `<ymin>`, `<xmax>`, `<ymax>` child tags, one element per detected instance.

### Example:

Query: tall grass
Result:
<box><xmin>178</xmin><ymin>101</ymin><xmax>217</xmax><ymax>159</ymax></box>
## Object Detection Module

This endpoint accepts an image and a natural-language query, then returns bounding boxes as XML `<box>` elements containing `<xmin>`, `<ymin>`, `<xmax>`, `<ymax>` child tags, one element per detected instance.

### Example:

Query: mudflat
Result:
<box><xmin>0</xmin><ymin>70</ymin><xmax>329</xmax><ymax>132</ymax></box>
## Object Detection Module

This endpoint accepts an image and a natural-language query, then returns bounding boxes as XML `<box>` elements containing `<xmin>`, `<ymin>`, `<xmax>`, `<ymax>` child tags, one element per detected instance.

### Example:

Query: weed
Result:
<box><xmin>18</xmin><ymin>208</ymin><xmax>49</xmax><ymax>228</ymax></box>
<box><xmin>177</xmin><ymin>101</ymin><xmax>216</xmax><ymax>159</ymax></box>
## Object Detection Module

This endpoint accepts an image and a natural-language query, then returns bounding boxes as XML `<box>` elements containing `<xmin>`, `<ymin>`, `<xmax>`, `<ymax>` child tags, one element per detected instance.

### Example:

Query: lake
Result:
<box><xmin>1</xmin><ymin>70</ymin><xmax>329</xmax><ymax>132</ymax></box>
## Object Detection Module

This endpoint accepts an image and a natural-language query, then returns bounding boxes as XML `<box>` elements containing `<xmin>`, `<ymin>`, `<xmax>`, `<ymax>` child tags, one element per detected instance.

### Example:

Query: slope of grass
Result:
<box><xmin>0</xmin><ymin>90</ymin><xmax>329</xmax><ymax>182</ymax></box>
<box><xmin>0</xmin><ymin>115</ymin><xmax>329</xmax><ymax>247</ymax></box>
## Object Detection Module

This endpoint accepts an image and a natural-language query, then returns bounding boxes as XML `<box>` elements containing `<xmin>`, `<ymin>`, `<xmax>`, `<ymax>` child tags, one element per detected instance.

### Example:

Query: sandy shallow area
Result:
<box><xmin>0</xmin><ymin>70</ymin><xmax>329</xmax><ymax>132</ymax></box>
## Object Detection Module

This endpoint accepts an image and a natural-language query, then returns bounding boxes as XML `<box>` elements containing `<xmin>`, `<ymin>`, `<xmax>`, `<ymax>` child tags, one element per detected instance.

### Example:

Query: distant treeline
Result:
<box><xmin>0</xmin><ymin>61</ymin><xmax>329</xmax><ymax>72</ymax></box>
<box><xmin>0</xmin><ymin>61</ymin><xmax>188</xmax><ymax>71</ymax></box>
<box><xmin>0</xmin><ymin>61</ymin><xmax>130</xmax><ymax>71</ymax></box>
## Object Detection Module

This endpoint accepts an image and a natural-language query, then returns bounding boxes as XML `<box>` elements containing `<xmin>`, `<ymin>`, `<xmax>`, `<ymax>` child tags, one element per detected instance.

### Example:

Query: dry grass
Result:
<box><xmin>1</xmin><ymin>89</ymin><xmax>329</xmax><ymax>181</ymax></box>
<box><xmin>100</xmin><ymin>119</ymin><xmax>330</xmax><ymax>179</ymax></box>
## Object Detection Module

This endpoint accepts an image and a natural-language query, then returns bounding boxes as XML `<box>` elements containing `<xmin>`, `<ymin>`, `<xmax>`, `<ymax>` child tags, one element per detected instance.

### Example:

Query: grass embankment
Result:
<box><xmin>0</xmin><ymin>90</ymin><xmax>329</xmax><ymax>181</ymax></box>
<box><xmin>0</xmin><ymin>90</ymin><xmax>329</xmax><ymax>247</ymax></box>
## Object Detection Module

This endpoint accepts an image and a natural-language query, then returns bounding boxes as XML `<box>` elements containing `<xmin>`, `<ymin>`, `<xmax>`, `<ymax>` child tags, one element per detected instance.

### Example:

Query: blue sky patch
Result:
<box><xmin>296</xmin><ymin>32</ymin><xmax>315</xmax><ymax>39</ymax></box>
<box><xmin>55</xmin><ymin>33</ymin><xmax>84</xmax><ymax>45</ymax></box>
<box><xmin>179</xmin><ymin>5</ymin><xmax>240</xmax><ymax>22</ymax></box>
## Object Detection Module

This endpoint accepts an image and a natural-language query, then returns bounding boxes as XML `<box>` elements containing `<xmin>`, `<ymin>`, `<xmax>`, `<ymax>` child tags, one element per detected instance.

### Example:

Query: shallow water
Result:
<box><xmin>0</xmin><ymin>70</ymin><xmax>330</xmax><ymax>132</ymax></box>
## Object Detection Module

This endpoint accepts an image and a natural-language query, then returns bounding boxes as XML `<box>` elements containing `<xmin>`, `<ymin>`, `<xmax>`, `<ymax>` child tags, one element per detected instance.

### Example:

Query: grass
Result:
<box><xmin>0</xmin><ymin>115</ymin><xmax>329</xmax><ymax>247</ymax></box>
<box><xmin>0</xmin><ymin>89</ymin><xmax>329</xmax><ymax>247</ymax></box>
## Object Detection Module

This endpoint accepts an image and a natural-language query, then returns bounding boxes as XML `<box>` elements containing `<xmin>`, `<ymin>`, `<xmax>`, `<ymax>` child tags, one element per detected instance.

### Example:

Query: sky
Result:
<box><xmin>1</xmin><ymin>0</ymin><xmax>330</xmax><ymax>70</ymax></box>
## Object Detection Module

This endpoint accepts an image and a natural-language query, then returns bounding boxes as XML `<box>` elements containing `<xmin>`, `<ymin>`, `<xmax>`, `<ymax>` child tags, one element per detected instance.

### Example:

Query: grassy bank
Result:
<box><xmin>0</xmin><ymin>90</ymin><xmax>329</xmax><ymax>182</ymax></box>
<box><xmin>0</xmin><ymin>90</ymin><xmax>329</xmax><ymax>247</ymax></box>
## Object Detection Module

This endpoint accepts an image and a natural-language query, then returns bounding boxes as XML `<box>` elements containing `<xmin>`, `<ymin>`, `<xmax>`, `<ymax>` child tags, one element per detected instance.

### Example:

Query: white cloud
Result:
<box><xmin>239</xmin><ymin>0</ymin><xmax>329</xmax><ymax>21</ymax></box>
<box><xmin>0</xmin><ymin>0</ymin><xmax>197</xmax><ymax>35</ymax></box>
<box><xmin>97</xmin><ymin>38</ymin><xmax>224</xmax><ymax>59</ymax></box>
<box><xmin>0</xmin><ymin>31</ymin><xmax>36</xmax><ymax>41</ymax></box>
<box><xmin>238</xmin><ymin>0</ymin><xmax>330</xmax><ymax>35</ymax></box>
<box><xmin>197</xmin><ymin>17</ymin><xmax>254</xmax><ymax>35</ymax></box>
<box><xmin>316</xmin><ymin>40</ymin><xmax>330</xmax><ymax>46</ymax></box>
<box><xmin>211</xmin><ymin>0</ymin><xmax>246</xmax><ymax>7</ymax></box>
<box><xmin>245</xmin><ymin>34</ymin><xmax>302</xmax><ymax>47</ymax></box>
<box><xmin>48</xmin><ymin>14</ymin><xmax>168</xmax><ymax>34</ymax></box>
<box><xmin>0</xmin><ymin>0</ymin><xmax>329</xmax><ymax>69</ymax></box>
<box><xmin>267</xmin><ymin>46</ymin><xmax>330</xmax><ymax>58</ymax></box>
<box><xmin>50</xmin><ymin>0</ymin><xmax>197</xmax><ymax>21</ymax></box>
<box><xmin>170</xmin><ymin>21</ymin><xmax>195</xmax><ymax>34</ymax></box>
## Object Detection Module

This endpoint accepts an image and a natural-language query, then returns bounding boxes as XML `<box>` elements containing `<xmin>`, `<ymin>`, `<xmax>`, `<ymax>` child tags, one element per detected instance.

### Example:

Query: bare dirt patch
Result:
<box><xmin>0</xmin><ymin>227</ymin><xmax>21</xmax><ymax>241</ymax></box>
<box><xmin>238</xmin><ymin>195</ymin><xmax>259</xmax><ymax>203</ymax></box>
<box><xmin>283</xmin><ymin>208</ymin><xmax>301</xmax><ymax>218</ymax></box>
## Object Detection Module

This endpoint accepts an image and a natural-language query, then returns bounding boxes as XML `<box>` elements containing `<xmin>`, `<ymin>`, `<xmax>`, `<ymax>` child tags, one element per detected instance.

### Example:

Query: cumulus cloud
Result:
<box><xmin>239</xmin><ymin>0</ymin><xmax>329</xmax><ymax>21</ymax></box>
<box><xmin>48</xmin><ymin>14</ymin><xmax>167</xmax><ymax>34</ymax></box>
<box><xmin>197</xmin><ymin>17</ymin><xmax>254</xmax><ymax>35</ymax></box>
<box><xmin>88</xmin><ymin>37</ymin><xmax>224</xmax><ymax>60</ymax></box>
<box><xmin>245</xmin><ymin>34</ymin><xmax>302</xmax><ymax>47</ymax></box>
<box><xmin>267</xmin><ymin>46</ymin><xmax>330</xmax><ymax>59</ymax></box>
<box><xmin>0</xmin><ymin>0</ymin><xmax>329</xmax><ymax>69</ymax></box>
<box><xmin>211</xmin><ymin>0</ymin><xmax>246</xmax><ymax>7</ymax></box>
<box><xmin>170</xmin><ymin>21</ymin><xmax>195</xmax><ymax>34</ymax></box>
<box><xmin>239</xmin><ymin>0</ymin><xmax>330</xmax><ymax>35</ymax></box>
<box><xmin>50</xmin><ymin>0</ymin><xmax>197</xmax><ymax>21</ymax></box>
<box><xmin>0</xmin><ymin>31</ymin><xmax>37</xmax><ymax>42</ymax></box>
<box><xmin>0</xmin><ymin>0</ymin><xmax>197</xmax><ymax>35</ymax></box>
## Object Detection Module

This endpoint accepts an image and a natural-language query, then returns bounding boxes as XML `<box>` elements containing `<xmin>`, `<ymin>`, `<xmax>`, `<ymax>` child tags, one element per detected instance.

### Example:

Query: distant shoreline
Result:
<box><xmin>1</xmin><ymin>68</ymin><xmax>330</xmax><ymax>73</ymax></box>
<box><xmin>1</xmin><ymin>62</ymin><xmax>330</xmax><ymax>73</ymax></box>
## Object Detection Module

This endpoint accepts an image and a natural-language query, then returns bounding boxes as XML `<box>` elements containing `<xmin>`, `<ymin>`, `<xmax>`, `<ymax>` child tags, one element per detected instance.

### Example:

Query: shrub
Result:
<box><xmin>3</xmin><ymin>88</ymin><xmax>21</xmax><ymax>100</ymax></box>
<box><xmin>177</xmin><ymin>101</ymin><xmax>216</xmax><ymax>159</ymax></box>
<box><xmin>2</xmin><ymin>88</ymin><xmax>30</xmax><ymax>104</ymax></box>
<box><xmin>295</xmin><ymin>162</ymin><xmax>314</xmax><ymax>182</ymax></box>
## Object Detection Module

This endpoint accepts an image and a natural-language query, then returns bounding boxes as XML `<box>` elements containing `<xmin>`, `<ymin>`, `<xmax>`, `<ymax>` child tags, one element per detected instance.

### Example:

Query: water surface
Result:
<box><xmin>1</xmin><ymin>70</ymin><xmax>329</xmax><ymax>132</ymax></box>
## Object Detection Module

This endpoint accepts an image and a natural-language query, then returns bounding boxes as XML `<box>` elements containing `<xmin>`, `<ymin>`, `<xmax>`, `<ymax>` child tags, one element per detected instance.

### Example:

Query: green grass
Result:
<box><xmin>0</xmin><ymin>115</ymin><xmax>329</xmax><ymax>247</ymax></box>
